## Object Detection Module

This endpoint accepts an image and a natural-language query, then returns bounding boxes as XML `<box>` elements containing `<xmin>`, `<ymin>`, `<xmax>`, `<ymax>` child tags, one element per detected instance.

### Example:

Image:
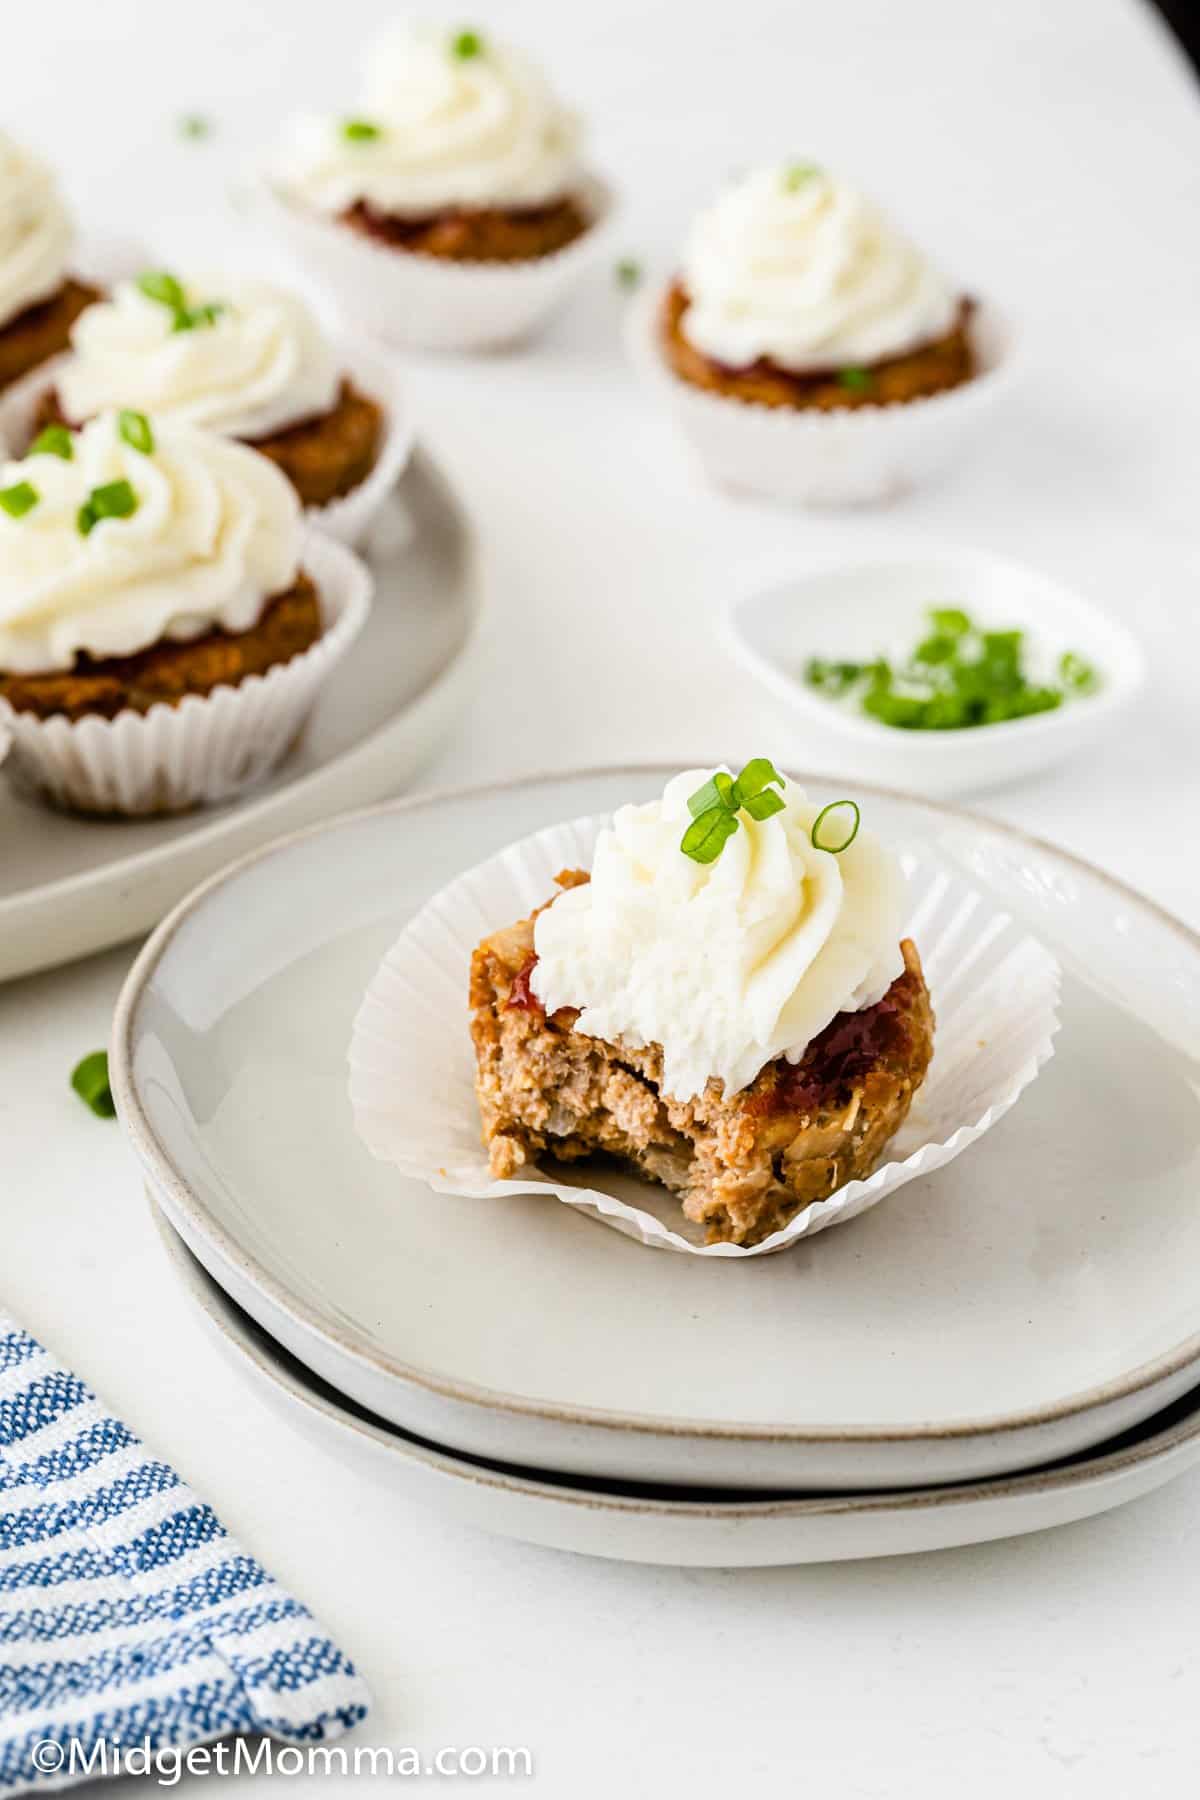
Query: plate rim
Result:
<box><xmin>0</xmin><ymin>447</ymin><xmax>484</xmax><ymax>948</ymax></box>
<box><xmin>152</xmin><ymin>1195</ymin><xmax>1200</xmax><ymax>1524</ymax></box>
<box><xmin>112</xmin><ymin>761</ymin><xmax>1200</xmax><ymax>1449</ymax></box>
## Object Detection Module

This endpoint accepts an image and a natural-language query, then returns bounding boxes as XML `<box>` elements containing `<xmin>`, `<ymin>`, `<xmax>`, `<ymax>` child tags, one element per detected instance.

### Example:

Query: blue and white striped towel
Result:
<box><xmin>0</xmin><ymin>1316</ymin><xmax>371</xmax><ymax>1793</ymax></box>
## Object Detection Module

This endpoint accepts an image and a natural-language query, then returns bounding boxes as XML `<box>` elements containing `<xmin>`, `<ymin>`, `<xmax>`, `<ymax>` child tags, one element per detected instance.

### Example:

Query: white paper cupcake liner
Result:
<box><xmin>0</xmin><ymin>531</ymin><xmax>371</xmax><ymax>816</ymax></box>
<box><xmin>249</xmin><ymin>174</ymin><xmax>617</xmax><ymax>352</ymax></box>
<box><xmin>625</xmin><ymin>283</ymin><xmax>1020</xmax><ymax>508</ymax></box>
<box><xmin>348</xmin><ymin>811</ymin><xmax>1060</xmax><ymax>1258</ymax></box>
<box><xmin>0</xmin><ymin>340</ymin><xmax>412</xmax><ymax>550</ymax></box>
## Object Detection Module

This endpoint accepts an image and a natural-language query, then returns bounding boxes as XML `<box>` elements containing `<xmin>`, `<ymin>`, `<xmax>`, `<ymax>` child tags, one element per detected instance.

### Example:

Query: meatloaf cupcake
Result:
<box><xmin>348</xmin><ymin>766</ymin><xmax>1061</xmax><ymax>1257</ymax></box>
<box><xmin>628</xmin><ymin>161</ymin><xmax>1015</xmax><ymax>506</ymax></box>
<box><xmin>0</xmin><ymin>271</ymin><xmax>409</xmax><ymax>545</ymax></box>
<box><xmin>0</xmin><ymin>132</ymin><xmax>100</xmax><ymax>394</ymax></box>
<box><xmin>260</xmin><ymin>23</ymin><xmax>614</xmax><ymax>349</ymax></box>
<box><xmin>0</xmin><ymin>410</ymin><xmax>370</xmax><ymax>813</ymax></box>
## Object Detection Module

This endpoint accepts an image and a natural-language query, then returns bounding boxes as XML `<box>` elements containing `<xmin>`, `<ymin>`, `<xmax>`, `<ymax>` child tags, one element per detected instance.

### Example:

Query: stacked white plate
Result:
<box><xmin>112</xmin><ymin>769</ymin><xmax>1200</xmax><ymax>1566</ymax></box>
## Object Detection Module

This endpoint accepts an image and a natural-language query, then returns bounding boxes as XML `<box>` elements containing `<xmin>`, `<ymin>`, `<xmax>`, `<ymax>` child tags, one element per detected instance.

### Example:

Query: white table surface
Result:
<box><xmin>4</xmin><ymin>1</ymin><xmax>1199</xmax><ymax>1792</ymax></box>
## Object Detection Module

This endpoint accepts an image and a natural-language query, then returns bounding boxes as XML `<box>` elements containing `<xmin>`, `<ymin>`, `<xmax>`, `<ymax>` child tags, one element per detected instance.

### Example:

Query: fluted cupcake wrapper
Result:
<box><xmin>249</xmin><ymin>174</ymin><xmax>617</xmax><ymax>352</ymax></box>
<box><xmin>347</xmin><ymin>812</ymin><xmax>1061</xmax><ymax>1257</ymax></box>
<box><xmin>625</xmin><ymin>283</ymin><xmax>1020</xmax><ymax>508</ymax></box>
<box><xmin>0</xmin><ymin>530</ymin><xmax>371</xmax><ymax>816</ymax></box>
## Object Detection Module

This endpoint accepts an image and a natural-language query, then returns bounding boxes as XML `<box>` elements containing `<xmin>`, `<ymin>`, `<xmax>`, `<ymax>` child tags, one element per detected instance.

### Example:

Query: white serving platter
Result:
<box><xmin>153</xmin><ymin>1198</ymin><xmax>1200</xmax><ymax>1569</ymax></box>
<box><xmin>111</xmin><ymin>769</ymin><xmax>1200</xmax><ymax>1492</ymax></box>
<box><xmin>0</xmin><ymin>451</ymin><xmax>482</xmax><ymax>983</ymax></box>
<box><xmin>725</xmin><ymin>547</ymin><xmax>1145</xmax><ymax>797</ymax></box>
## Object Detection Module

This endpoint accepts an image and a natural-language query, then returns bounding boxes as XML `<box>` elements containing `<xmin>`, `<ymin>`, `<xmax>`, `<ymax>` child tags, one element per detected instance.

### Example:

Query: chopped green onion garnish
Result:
<box><xmin>342</xmin><ymin>118</ymin><xmax>382</xmax><ymax>142</ymax></box>
<box><xmin>782</xmin><ymin>161</ymin><xmax>820</xmax><ymax>191</ymax></box>
<box><xmin>451</xmin><ymin>28</ymin><xmax>484</xmax><ymax>58</ymax></box>
<box><xmin>28</xmin><ymin>424</ymin><xmax>73</xmax><ymax>460</ymax></box>
<box><xmin>1058</xmin><ymin>650</ymin><xmax>1099</xmax><ymax>694</ymax></box>
<box><xmin>0</xmin><ymin>480</ymin><xmax>39</xmax><ymax>519</ymax></box>
<box><xmin>680</xmin><ymin>758</ymin><xmax>787</xmax><ymax>864</ymax></box>
<box><xmin>137</xmin><ymin>269</ymin><xmax>186</xmax><ymax>310</ymax></box>
<box><xmin>71</xmin><ymin>1050</ymin><xmax>115</xmax><ymax>1118</ymax></box>
<box><xmin>615</xmin><ymin>257</ymin><xmax>642</xmax><ymax>291</ymax></box>
<box><xmin>78</xmin><ymin>479</ymin><xmax>138</xmax><ymax>535</ymax></box>
<box><xmin>838</xmin><ymin>366</ymin><xmax>872</xmax><ymax>392</ymax></box>
<box><xmin>118</xmin><ymin>410</ymin><xmax>155</xmax><ymax>455</ymax></box>
<box><xmin>803</xmin><ymin>607</ymin><xmax>1100</xmax><ymax>730</ymax></box>
<box><xmin>811</xmin><ymin>799</ymin><xmax>861</xmax><ymax>854</ymax></box>
<box><xmin>178</xmin><ymin>113</ymin><xmax>212</xmax><ymax>140</ymax></box>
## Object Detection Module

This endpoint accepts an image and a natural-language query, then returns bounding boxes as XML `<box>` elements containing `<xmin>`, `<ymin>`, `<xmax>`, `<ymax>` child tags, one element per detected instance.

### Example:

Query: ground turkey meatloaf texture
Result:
<box><xmin>469</xmin><ymin>870</ymin><xmax>936</xmax><ymax>1247</ymax></box>
<box><xmin>0</xmin><ymin>573</ymin><xmax>322</xmax><ymax>723</ymax></box>
<box><xmin>0</xmin><ymin>278</ymin><xmax>102</xmax><ymax>393</ymax></box>
<box><xmin>31</xmin><ymin>378</ymin><xmax>383</xmax><ymax>511</ymax></box>
<box><xmin>659</xmin><ymin>281</ymin><xmax>976</xmax><ymax>412</ymax></box>
<box><xmin>339</xmin><ymin>195</ymin><xmax>591</xmax><ymax>262</ymax></box>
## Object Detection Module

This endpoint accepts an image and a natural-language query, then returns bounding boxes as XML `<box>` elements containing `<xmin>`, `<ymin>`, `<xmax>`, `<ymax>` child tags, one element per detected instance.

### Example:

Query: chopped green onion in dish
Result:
<box><xmin>804</xmin><ymin>608</ymin><xmax>1101</xmax><ymax>731</ymax></box>
<box><xmin>28</xmin><ymin>424</ymin><xmax>73</xmax><ymax>460</ymax></box>
<box><xmin>0</xmin><ymin>480</ymin><xmax>39</xmax><ymax>519</ymax></box>
<box><xmin>71</xmin><ymin>1050</ymin><xmax>115</xmax><ymax>1118</ymax></box>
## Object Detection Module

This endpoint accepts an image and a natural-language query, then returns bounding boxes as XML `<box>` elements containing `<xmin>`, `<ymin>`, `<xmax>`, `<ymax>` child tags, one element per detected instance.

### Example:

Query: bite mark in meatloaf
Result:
<box><xmin>469</xmin><ymin>871</ymin><xmax>935</xmax><ymax>1247</ymax></box>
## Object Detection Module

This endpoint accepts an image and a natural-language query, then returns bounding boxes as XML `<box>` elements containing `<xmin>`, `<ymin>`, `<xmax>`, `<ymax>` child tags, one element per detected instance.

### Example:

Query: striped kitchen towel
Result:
<box><xmin>0</xmin><ymin>1316</ymin><xmax>371</xmax><ymax>1793</ymax></box>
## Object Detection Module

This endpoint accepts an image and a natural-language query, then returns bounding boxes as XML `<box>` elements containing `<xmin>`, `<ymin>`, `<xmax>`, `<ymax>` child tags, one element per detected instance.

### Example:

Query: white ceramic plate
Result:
<box><xmin>725</xmin><ymin>548</ymin><xmax>1145</xmax><ymax>797</ymax></box>
<box><xmin>0</xmin><ymin>451</ymin><xmax>482</xmax><ymax>982</ymax></box>
<box><xmin>111</xmin><ymin>769</ymin><xmax>1200</xmax><ymax>1491</ymax></box>
<box><xmin>153</xmin><ymin>1198</ymin><xmax>1200</xmax><ymax>1569</ymax></box>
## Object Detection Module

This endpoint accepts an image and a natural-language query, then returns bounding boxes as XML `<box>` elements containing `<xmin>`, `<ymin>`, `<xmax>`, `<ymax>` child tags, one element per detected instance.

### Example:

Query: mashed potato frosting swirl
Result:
<box><xmin>0</xmin><ymin>412</ymin><xmax>301</xmax><ymax>674</ymax></box>
<box><xmin>531</xmin><ymin>769</ymin><xmax>906</xmax><ymax>1102</ymax></box>
<box><xmin>275</xmin><ymin>23</ymin><xmax>582</xmax><ymax>216</ymax></box>
<box><xmin>680</xmin><ymin>163</ymin><xmax>959</xmax><ymax>372</ymax></box>
<box><xmin>0</xmin><ymin>132</ymin><xmax>73</xmax><ymax>332</ymax></box>
<box><xmin>58</xmin><ymin>276</ymin><xmax>341</xmax><ymax>439</ymax></box>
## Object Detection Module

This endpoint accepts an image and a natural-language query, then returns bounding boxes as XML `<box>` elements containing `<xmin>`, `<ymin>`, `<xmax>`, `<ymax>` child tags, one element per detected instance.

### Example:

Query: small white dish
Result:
<box><xmin>626</xmin><ymin>284</ymin><xmax>1018</xmax><ymax>507</ymax></box>
<box><xmin>111</xmin><ymin>768</ymin><xmax>1200</xmax><ymax>1492</ymax></box>
<box><xmin>153</xmin><ymin>1198</ymin><xmax>1200</xmax><ymax>1569</ymax></box>
<box><xmin>726</xmin><ymin>549</ymin><xmax>1146</xmax><ymax>797</ymax></box>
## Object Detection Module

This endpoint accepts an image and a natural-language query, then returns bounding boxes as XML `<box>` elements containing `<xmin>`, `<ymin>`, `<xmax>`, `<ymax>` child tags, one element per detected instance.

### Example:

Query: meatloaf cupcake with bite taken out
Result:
<box><xmin>0</xmin><ymin>409</ymin><xmax>370</xmax><ymax>814</ymax></box>
<box><xmin>0</xmin><ymin>132</ymin><xmax>100</xmax><ymax>394</ymax></box>
<box><xmin>470</xmin><ymin>764</ymin><xmax>935</xmax><ymax>1248</ymax></box>
<box><xmin>22</xmin><ymin>271</ymin><xmax>388</xmax><ymax>518</ymax></box>
<box><xmin>262</xmin><ymin>23</ymin><xmax>613</xmax><ymax>349</ymax></box>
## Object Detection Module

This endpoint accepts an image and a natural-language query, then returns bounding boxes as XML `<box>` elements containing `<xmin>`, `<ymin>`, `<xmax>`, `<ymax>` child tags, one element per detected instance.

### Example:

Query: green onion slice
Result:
<box><xmin>811</xmin><ymin>799</ymin><xmax>861</xmax><ymax>854</ymax></box>
<box><xmin>342</xmin><ymin>118</ymin><xmax>382</xmax><ymax>142</ymax></box>
<box><xmin>451</xmin><ymin>28</ymin><xmax>484</xmax><ymax>58</ymax></box>
<box><xmin>0</xmin><ymin>480</ymin><xmax>39</xmax><ymax>519</ymax></box>
<box><xmin>118</xmin><ymin>410</ymin><xmax>155</xmax><ymax>455</ymax></box>
<box><xmin>28</xmin><ymin>424</ymin><xmax>73</xmax><ymax>460</ymax></box>
<box><xmin>681</xmin><ymin>808</ymin><xmax>739</xmax><ymax>865</ymax></box>
<box><xmin>71</xmin><ymin>1050</ymin><xmax>115</xmax><ymax>1118</ymax></box>
<box><xmin>137</xmin><ymin>269</ymin><xmax>186</xmax><ymax>310</ymax></box>
<box><xmin>838</xmin><ymin>366</ymin><xmax>872</xmax><ymax>392</ymax></box>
